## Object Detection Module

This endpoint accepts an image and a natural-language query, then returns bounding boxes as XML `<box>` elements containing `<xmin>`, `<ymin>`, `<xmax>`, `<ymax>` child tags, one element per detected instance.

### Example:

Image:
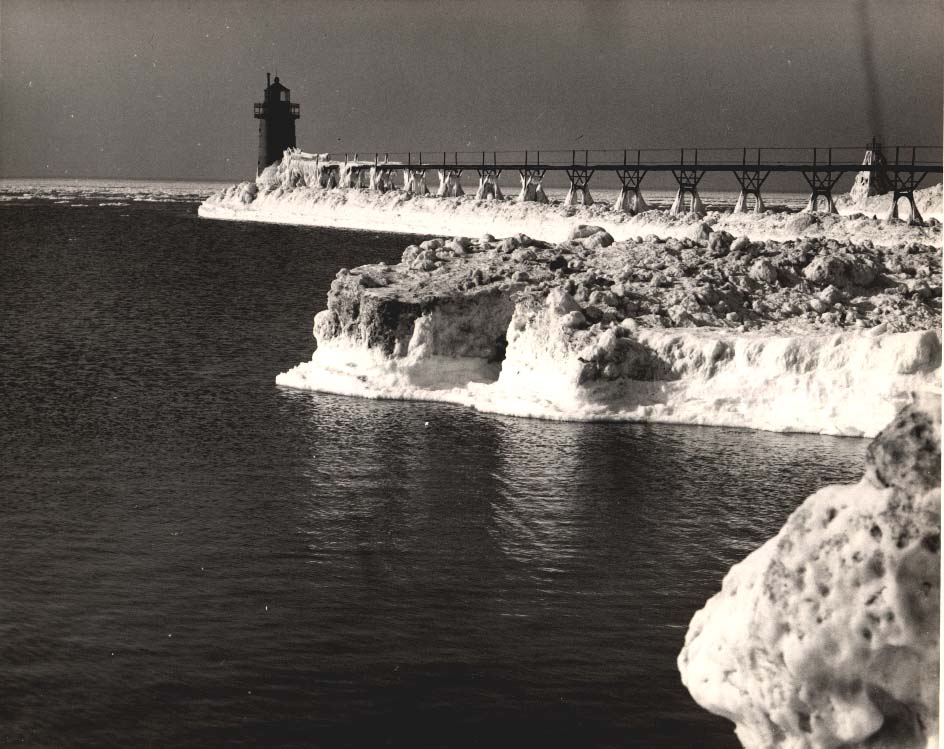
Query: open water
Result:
<box><xmin>1</xmin><ymin>181</ymin><xmax>868</xmax><ymax>748</ymax></box>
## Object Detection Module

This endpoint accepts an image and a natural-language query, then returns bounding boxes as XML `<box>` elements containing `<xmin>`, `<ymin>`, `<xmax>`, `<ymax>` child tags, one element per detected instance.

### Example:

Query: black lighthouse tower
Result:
<box><xmin>254</xmin><ymin>73</ymin><xmax>300</xmax><ymax>174</ymax></box>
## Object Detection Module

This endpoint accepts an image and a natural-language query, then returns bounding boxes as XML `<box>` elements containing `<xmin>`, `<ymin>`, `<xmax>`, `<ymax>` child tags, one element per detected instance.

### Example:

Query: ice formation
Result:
<box><xmin>0</xmin><ymin>178</ymin><xmax>223</xmax><ymax>203</ymax></box>
<box><xmin>733</xmin><ymin>189</ymin><xmax>766</xmax><ymax>214</ymax></box>
<box><xmin>436</xmin><ymin>169</ymin><xmax>465</xmax><ymax>198</ymax></box>
<box><xmin>403</xmin><ymin>169</ymin><xmax>430</xmax><ymax>197</ymax></box>
<box><xmin>563</xmin><ymin>181</ymin><xmax>593</xmax><ymax>207</ymax></box>
<box><xmin>670</xmin><ymin>186</ymin><xmax>706</xmax><ymax>216</ymax></box>
<box><xmin>807</xmin><ymin>191</ymin><xmax>839</xmax><ymax>215</ymax></box>
<box><xmin>848</xmin><ymin>149</ymin><xmax>893</xmax><ymax>203</ymax></box>
<box><xmin>614</xmin><ymin>183</ymin><xmax>649</xmax><ymax>214</ymax></box>
<box><xmin>838</xmin><ymin>186</ymin><xmax>942</xmax><ymax>227</ymax></box>
<box><xmin>475</xmin><ymin>172</ymin><xmax>504</xmax><ymax>201</ymax></box>
<box><xmin>516</xmin><ymin>171</ymin><xmax>548</xmax><ymax>204</ymax></box>
<box><xmin>199</xmin><ymin>150</ymin><xmax>941</xmax><ymax>249</ymax></box>
<box><xmin>275</xmin><ymin>226</ymin><xmax>940</xmax><ymax>437</ymax></box>
<box><xmin>678</xmin><ymin>395</ymin><xmax>941</xmax><ymax>748</ymax></box>
<box><xmin>368</xmin><ymin>166</ymin><xmax>398</xmax><ymax>194</ymax></box>
<box><xmin>205</xmin><ymin>150</ymin><xmax>941</xmax><ymax>436</ymax></box>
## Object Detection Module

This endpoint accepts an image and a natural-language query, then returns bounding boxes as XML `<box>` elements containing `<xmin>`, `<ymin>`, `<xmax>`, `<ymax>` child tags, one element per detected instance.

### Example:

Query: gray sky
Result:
<box><xmin>1</xmin><ymin>0</ymin><xmax>941</xmax><ymax>180</ymax></box>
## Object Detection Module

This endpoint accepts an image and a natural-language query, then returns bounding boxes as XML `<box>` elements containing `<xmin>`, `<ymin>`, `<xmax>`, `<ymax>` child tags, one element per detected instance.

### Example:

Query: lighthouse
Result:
<box><xmin>254</xmin><ymin>73</ymin><xmax>300</xmax><ymax>174</ymax></box>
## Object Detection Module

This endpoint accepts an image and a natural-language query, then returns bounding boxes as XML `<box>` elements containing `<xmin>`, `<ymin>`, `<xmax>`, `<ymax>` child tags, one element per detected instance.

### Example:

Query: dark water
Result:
<box><xmin>0</xmin><ymin>188</ymin><xmax>868</xmax><ymax>748</ymax></box>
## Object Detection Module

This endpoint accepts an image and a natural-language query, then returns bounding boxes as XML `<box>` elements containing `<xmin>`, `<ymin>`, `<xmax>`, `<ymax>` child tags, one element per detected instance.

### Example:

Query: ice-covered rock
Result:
<box><xmin>749</xmin><ymin>258</ymin><xmax>779</xmax><ymax>285</ymax></box>
<box><xmin>275</xmin><ymin>231</ymin><xmax>941</xmax><ymax>437</ymax></box>
<box><xmin>803</xmin><ymin>253</ymin><xmax>878</xmax><ymax>289</ymax></box>
<box><xmin>678</xmin><ymin>395</ymin><xmax>941</xmax><ymax>749</ymax></box>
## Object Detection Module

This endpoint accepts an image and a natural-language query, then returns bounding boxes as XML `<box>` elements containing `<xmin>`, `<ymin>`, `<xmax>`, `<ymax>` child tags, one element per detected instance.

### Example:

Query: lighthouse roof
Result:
<box><xmin>268</xmin><ymin>76</ymin><xmax>289</xmax><ymax>92</ymax></box>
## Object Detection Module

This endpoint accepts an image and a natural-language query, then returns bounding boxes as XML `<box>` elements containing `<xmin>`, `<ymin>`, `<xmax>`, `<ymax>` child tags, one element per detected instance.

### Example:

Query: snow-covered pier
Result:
<box><xmin>313</xmin><ymin>143</ymin><xmax>942</xmax><ymax>225</ymax></box>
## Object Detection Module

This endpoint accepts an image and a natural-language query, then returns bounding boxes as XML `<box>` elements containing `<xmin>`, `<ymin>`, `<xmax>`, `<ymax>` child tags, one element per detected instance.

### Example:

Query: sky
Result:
<box><xmin>1</xmin><ymin>0</ymin><xmax>942</xmax><ymax>181</ymax></box>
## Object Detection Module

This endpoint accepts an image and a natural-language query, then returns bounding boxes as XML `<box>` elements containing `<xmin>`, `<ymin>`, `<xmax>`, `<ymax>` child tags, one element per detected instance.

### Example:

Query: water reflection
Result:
<box><xmin>283</xmin><ymin>386</ymin><xmax>869</xmax><ymax>746</ymax></box>
<box><xmin>287</xmin><ymin>387</ymin><xmax>868</xmax><ymax>586</ymax></box>
<box><xmin>489</xmin><ymin>417</ymin><xmax>594</xmax><ymax>568</ymax></box>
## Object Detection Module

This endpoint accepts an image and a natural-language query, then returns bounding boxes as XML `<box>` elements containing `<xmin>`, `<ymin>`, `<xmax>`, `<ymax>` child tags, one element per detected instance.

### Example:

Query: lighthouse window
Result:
<box><xmin>280</xmin><ymin>91</ymin><xmax>289</xmax><ymax>102</ymax></box>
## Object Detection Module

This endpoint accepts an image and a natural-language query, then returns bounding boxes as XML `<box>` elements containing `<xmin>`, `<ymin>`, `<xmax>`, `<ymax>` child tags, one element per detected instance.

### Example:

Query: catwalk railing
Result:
<box><xmin>323</xmin><ymin>146</ymin><xmax>941</xmax><ymax>173</ymax></box>
<box><xmin>287</xmin><ymin>145</ymin><xmax>943</xmax><ymax>224</ymax></box>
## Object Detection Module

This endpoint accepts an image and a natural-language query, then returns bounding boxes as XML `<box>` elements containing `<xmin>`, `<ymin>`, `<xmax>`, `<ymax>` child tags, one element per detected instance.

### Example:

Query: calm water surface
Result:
<box><xmin>1</xmin><ymin>184</ymin><xmax>867</xmax><ymax>748</ymax></box>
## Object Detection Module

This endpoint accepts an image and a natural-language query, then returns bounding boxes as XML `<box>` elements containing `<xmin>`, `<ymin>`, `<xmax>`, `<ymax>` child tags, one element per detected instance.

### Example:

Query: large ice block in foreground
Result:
<box><xmin>678</xmin><ymin>395</ymin><xmax>941</xmax><ymax>748</ymax></box>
